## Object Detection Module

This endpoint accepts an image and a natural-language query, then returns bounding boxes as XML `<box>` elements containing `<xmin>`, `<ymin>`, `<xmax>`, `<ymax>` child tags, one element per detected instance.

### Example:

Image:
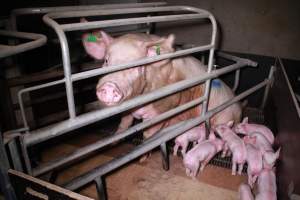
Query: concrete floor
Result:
<box><xmin>40</xmin><ymin>131</ymin><xmax>246</xmax><ymax>200</ymax></box>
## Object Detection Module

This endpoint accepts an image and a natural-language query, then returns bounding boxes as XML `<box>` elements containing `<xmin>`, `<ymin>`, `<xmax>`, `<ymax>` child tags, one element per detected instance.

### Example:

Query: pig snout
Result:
<box><xmin>96</xmin><ymin>82</ymin><xmax>123</xmax><ymax>105</ymax></box>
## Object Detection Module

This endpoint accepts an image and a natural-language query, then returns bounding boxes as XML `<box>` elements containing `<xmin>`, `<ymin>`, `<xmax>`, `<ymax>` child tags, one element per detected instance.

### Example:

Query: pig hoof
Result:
<box><xmin>139</xmin><ymin>153</ymin><xmax>151</xmax><ymax>163</ymax></box>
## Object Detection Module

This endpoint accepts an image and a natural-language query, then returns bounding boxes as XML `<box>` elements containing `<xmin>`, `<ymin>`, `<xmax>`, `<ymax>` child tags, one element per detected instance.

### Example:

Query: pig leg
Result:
<box><xmin>173</xmin><ymin>143</ymin><xmax>180</xmax><ymax>156</ymax></box>
<box><xmin>238</xmin><ymin>162</ymin><xmax>244</xmax><ymax>175</ymax></box>
<box><xmin>116</xmin><ymin>114</ymin><xmax>134</xmax><ymax>133</ymax></box>
<box><xmin>222</xmin><ymin>142</ymin><xmax>229</xmax><ymax>158</ymax></box>
<box><xmin>200</xmin><ymin>153</ymin><xmax>215</xmax><ymax>172</ymax></box>
<box><xmin>232</xmin><ymin>157</ymin><xmax>237</xmax><ymax>175</ymax></box>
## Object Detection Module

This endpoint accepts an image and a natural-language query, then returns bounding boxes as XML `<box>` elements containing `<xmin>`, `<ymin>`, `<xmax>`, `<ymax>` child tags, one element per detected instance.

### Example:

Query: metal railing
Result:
<box><xmin>2</xmin><ymin>4</ymin><xmax>276</xmax><ymax>200</ymax></box>
<box><xmin>0</xmin><ymin>30</ymin><xmax>47</xmax><ymax>59</ymax></box>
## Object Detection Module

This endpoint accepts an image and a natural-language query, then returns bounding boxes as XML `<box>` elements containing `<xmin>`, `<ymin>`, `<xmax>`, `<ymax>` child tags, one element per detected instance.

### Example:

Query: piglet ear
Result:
<box><xmin>242</xmin><ymin>117</ymin><xmax>249</xmax><ymax>123</ymax></box>
<box><xmin>227</xmin><ymin>120</ymin><xmax>234</xmax><ymax>128</ymax></box>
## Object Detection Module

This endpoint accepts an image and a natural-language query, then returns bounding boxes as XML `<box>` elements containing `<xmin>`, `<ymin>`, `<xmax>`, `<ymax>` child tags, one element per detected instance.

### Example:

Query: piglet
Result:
<box><xmin>244</xmin><ymin>134</ymin><xmax>280</xmax><ymax>170</ymax></box>
<box><xmin>243</xmin><ymin>136</ymin><xmax>263</xmax><ymax>187</ymax></box>
<box><xmin>238</xmin><ymin>183</ymin><xmax>254</xmax><ymax>200</ymax></box>
<box><xmin>255</xmin><ymin>169</ymin><xmax>277</xmax><ymax>200</ymax></box>
<box><xmin>234</xmin><ymin>117</ymin><xmax>275</xmax><ymax>144</ymax></box>
<box><xmin>215</xmin><ymin>121</ymin><xmax>247</xmax><ymax>175</ymax></box>
<box><xmin>173</xmin><ymin>124</ymin><xmax>206</xmax><ymax>156</ymax></box>
<box><xmin>183</xmin><ymin>132</ymin><xmax>224</xmax><ymax>178</ymax></box>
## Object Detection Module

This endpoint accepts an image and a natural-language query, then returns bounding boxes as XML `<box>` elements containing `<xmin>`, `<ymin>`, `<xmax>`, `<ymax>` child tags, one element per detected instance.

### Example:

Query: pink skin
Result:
<box><xmin>173</xmin><ymin>124</ymin><xmax>207</xmax><ymax>156</ymax></box>
<box><xmin>95</xmin><ymin>31</ymin><xmax>241</xmax><ymax>148</ymax></box>
<box><xmin>255</xmin><ymin>169</ymin><xmax>277</xmax><ymax>200</ymax></box>
<box><xmin>244</xmin><ymin>134</ymin><xmax>280</xmax><ymax>170</ymax></box>
<box><xmin>234</xmin><ymin>117</ymin><xmax>275</xmax><ymax>144</ymax></box>
<box><xmin>238</xmin><ymin>184</ymin><xmax>254</xmax><ymax>200</ymax></box>
<box><xmin>215</xmin><ymin>121</ymin><xmax>247</xmax><ymax>175</ymax></box>
<box><xmin>81</xmin><ymin>18</ymin><xmax>113</xmax><ymax>60</ymax></box>
<box><xmin>183</xmin><ymin>132</ymin><xmax>224</xmax><ymax>178</ymax></box>
<box><xmin>243</xmin><ymin>136</ymin><xmax>263</xmax><ymax>188</ymax></box>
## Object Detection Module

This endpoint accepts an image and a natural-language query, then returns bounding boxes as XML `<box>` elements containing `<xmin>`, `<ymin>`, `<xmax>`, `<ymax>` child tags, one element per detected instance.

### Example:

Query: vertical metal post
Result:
<box><xmin>0</xmin><ymin>132</ymin><xmax>17</xmax><ymax>200</ymax></box>
<box><xmin>7</xmin><ymin>139</ymin><xmax>23</xmax><ymax>171</ymax></box>
<box><xmin>19</xmin><ymin>135</ymin><xmax>32</xmax><ymax>175</ymax></box>
<box><xmin>260</xmin><ymin>66</ymin><xmax>276</xmax><ymax>109</ymax></box>
<box><xmin>232</xmin><ymin>69</ymin><xmax>240</xmax><ymax>92</ymax></box>
<box><xmin>95</xmin><ymin>176</ymin><xmax>107</xmax><ymax>200</ymax></box>
<box><xmin>43</xmin><ymin>17</ymin><xmax>76</xmax><ymax>119</ymax></box>
<box><xmin>201</xmin><ymin>15</ymin><xmax>217</xmax><ymax>129</ymax></box>
<box><xmin>160</xmin><ymin>142</ymin><xmax>169</xmax><ymax>171</ymax></box>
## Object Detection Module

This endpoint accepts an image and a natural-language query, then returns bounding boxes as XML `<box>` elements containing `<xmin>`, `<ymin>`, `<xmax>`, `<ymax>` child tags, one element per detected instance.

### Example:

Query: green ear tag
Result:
<box><xmin>87</xmin><ymin>34</ymin><xmax>97</xmax><ymax>42</ymax></box>
<box><xmin>155</xmin><ymin>44</ymin><xmax>161</xmax><ymax>55</ymax></box>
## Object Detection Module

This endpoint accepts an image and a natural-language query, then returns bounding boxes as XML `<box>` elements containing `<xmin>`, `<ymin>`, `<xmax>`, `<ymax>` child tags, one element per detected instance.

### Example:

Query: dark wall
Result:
<box><xmin>144</xmin><ymin>0</ymin><xmax>300</xmax><ymax>60</ymax></box>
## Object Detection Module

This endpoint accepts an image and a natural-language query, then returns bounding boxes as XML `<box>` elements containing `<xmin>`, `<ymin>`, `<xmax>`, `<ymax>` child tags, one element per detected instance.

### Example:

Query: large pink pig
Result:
<box><xmin>95</xmin><ymin>31</ymin><xmax>242</xmax><ymax>142</ymax></box>
<box><xmin>243</xmin><ymin>136</ymin><xmax>263</xmax><ymax>187</ymax></box>
<box><xmin>255</xmin><ymin>169</ymin><xmax>277</xmax><ymax>200</ymax></box>
<box><xmin>215</xmin><ymin>121</ymin><xmax>247</xmax><ymax>175</ymax></box>
<box><xmin>183</xmin><ymin>132</ymin><xmax>224</xmax><ymax>178</ymax></box>
<box><xmin>234</xmin><ymin>117</ymin><xmax>275</xmax><ymax>144</ymax></box>
<box><xmin>238</xmin><ymin>183</ymin><xmax>254</xmax><ymax>200</ymax></box>
<box><xmin>173</xmin><ymin>124</ymin><xmax>206</xmax><ymax>156</ymax></box>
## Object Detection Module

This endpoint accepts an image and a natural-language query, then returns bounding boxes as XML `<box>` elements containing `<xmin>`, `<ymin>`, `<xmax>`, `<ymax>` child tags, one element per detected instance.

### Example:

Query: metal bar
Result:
<box><xmin>72</xmin><ymin>44</ymin><xmax>213</xmax><ymax>82</ymax></box>
<box><xmin>47</xmin><ymin>6</ymin><xmax>204</xmax><ymax>19</ymax></box>
<box><xmin>60</xmin><ymin>13</ymin><xmax>208</xmax><ymax>32</ymax></box>
<box><xmin>24</xmin><ymin>59</ymin><xmax>252</xmax><ymax>147</ymax></box>
<box><xmin>217</xmin><ymin>52</ymin><xmax>258</xmax><ymax>67</ymax></box>
<box><xmin>19</xmin><ymin>135</ymin><xmax>32</xmax><ymax>175</ymax></box>
<box><xmin>200</xmin><ymin>14</ymin><xmax>217</xmax><ymax>128</ymax></box>
<box><xmin>7</xmin><ymin>140</ymin><xmax>23</xmax><ymax>171</ymax></box>
<box><xmin>18</xmin><ymin>79</ymin><xmax>65</xmax><ymax>130</ymax></box>
<box><xmin>94</xmin><ymin>176</ymin><xmax>107</xmax><ymax>200</ymax></box>
<box><xmin>260</xmin><ymin>65</ymin><xmax>276</xmax><ymax>109</ymax></box>
<box><xmin>233</xmin><ymin>69</ymin><xmax>240</xmax><ymax>92</ymax></box>
<box><xmin>0</xmin><ymin>30</ymin><xmax>47</xmax><ymax>59</ymax></box>
<box><xmin>43</xmin><ymin>19</ymin><xmax>76</xmax><ymax>119</ymax></box>
<box><xmin>10</xmin><ymin>2</ymin><xmax>167</xmax><ymax>30</ymax></box>
<box><xmin>64</xmin><ymin>79</ymin><xmax>270</xmax><ymax>190</ymax></box>
<box><xmin>32</xmin><ymin>96</ymin><xmax>205</xmax><ymax>176</ymax></box>
<box><xmin>277</xmin><ymin>58</ymin><xmax>300</xmax><ymax>118</ymax></box>
<box><xmin>160</xmin><ymin>142</ymin><xmax>169</xmax><ymax>171</ymax></box>
<box><xmin>0</xmin><ymin>132</ymin><xmax>17</xmax><ymax>200</ymax></box>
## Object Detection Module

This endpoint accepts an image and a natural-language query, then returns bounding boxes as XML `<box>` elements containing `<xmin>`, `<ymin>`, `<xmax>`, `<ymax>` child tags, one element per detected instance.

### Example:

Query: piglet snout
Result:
<box><xmin>97</xmin><ymin>82</ymin><xmax>123</xmax><ymax>105</ymax></box>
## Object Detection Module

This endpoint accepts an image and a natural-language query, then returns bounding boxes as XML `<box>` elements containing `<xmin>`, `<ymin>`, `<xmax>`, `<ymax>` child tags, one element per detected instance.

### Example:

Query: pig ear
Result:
<box><xmin>100</xmin><ymin>31</ymin><xmax>114</xmax><ymax>46</ymax></box>
<box><xmin>227</xmin><ymin>120</ymin><xmax>234</xmax><ymax>128</ymax></box>
<box><xmin>145</xmin><ymin>34</ymin><xmax>175</xmax><ymax>57</ymax></box>
<box><xmin>242</xmin><ymin>117</ymin><xmax>248</xmax><ymax>123</ymax></box>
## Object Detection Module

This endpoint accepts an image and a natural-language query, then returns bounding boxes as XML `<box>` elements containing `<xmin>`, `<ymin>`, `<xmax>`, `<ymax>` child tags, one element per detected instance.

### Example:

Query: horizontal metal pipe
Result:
<box><xmin>47</xmin><ymin>6</ymin><xmax>204</xmax><ymax>19</ymax></box>
<box><xmin>11</xmin><ymin>2</ymin><xmax>167</xmax><ymax>16</ymax></box>
<box><xmin>60</xmin><ymin>13</ymin><xmax>208</xmax><ymax>32</ymax></box>
<box><xmin>32</xmin><ymin>96</ymin><xmax>206</xmax><ymax>176</ymax></box>
<box><xmin>0</xmin><ymin>30</ymin><xmax>47</xmax><ymax>58</ymax></box>
<box><xmin>23</xmin><ymin>60</ymin><xmax>249</xmax><ymax>147</ymax></box>
<box><xmin>64</xmin><ymin>79</ymin><xmax>270</xmax><ymax>190</ymax></box>
<box><xmin>217</xmin><ymin>52</ymin><xmax>258</xmax><ymax>67</ymax></box>
<box><xmin>72</xmin><ymin>44</ymin><xmax>213</xmax><ymax>82</ymax></box>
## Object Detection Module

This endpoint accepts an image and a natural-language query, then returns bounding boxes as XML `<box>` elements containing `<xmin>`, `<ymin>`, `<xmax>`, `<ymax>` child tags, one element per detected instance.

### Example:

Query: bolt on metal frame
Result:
<box><xmin>2</xmin><ymin>4</ymin><xmax>276</xmax><ymax>200</ymax></box>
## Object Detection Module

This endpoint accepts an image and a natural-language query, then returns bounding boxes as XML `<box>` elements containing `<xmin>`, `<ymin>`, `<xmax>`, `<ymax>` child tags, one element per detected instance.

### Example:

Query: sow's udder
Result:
<box><xmin>96</xmin><ymin>82</ymin><xmax>123</xmax><ymax>106</ymax></box>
